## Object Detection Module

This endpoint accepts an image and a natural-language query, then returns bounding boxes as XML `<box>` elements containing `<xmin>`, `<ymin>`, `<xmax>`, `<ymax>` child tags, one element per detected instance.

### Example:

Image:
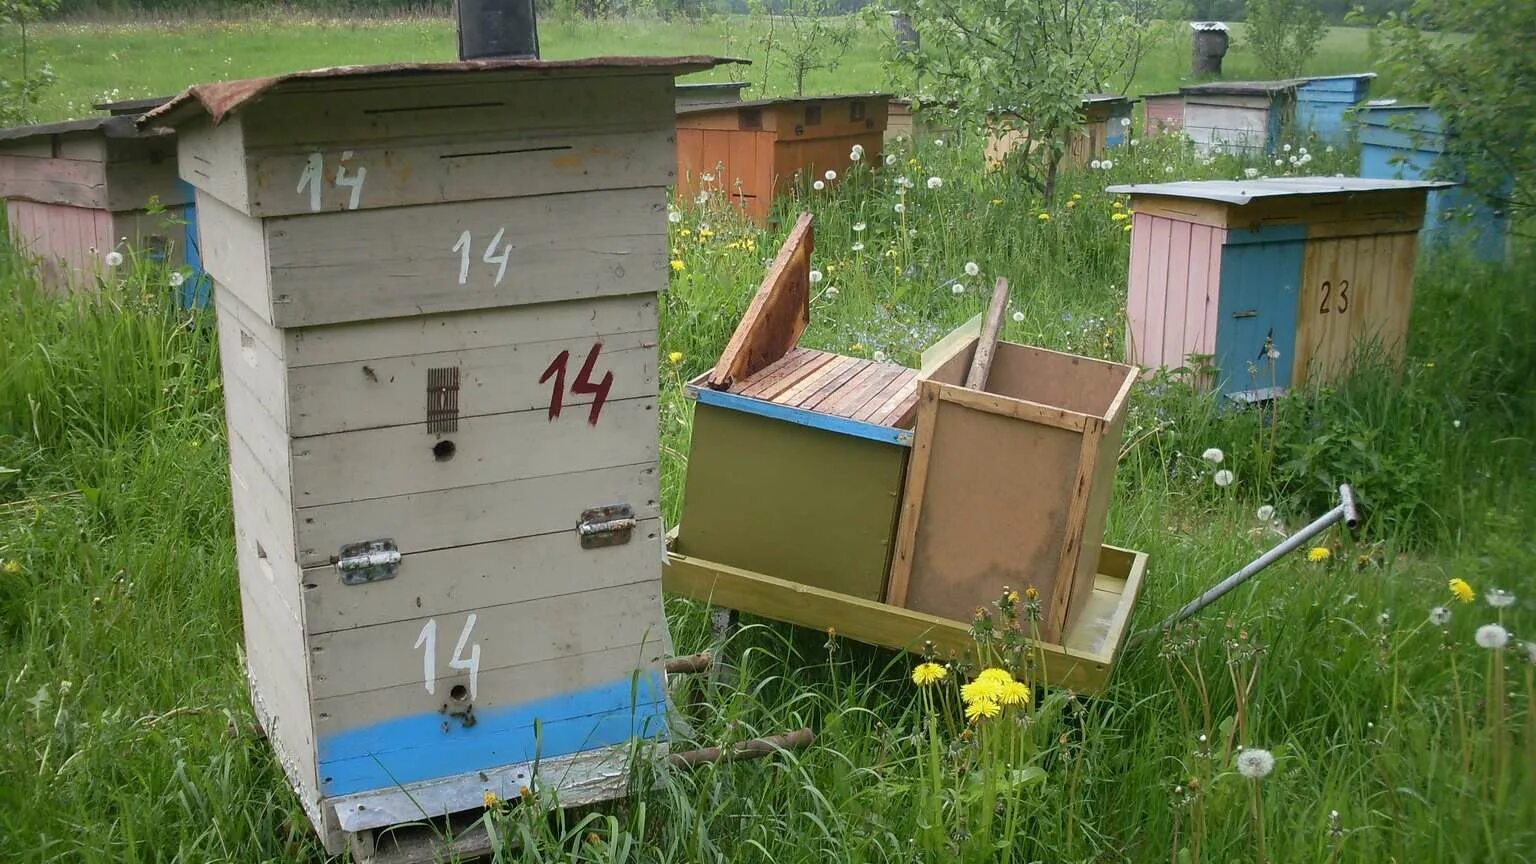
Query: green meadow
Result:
<box><xmin>2</xmin><ymin>12</ymin><xmax>1533</xmax><ymax>864</ymax></box>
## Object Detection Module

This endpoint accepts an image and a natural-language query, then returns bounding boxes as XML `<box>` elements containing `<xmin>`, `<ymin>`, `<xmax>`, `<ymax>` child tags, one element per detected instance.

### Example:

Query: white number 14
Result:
<box><xmin>453</xmin><ymin>228</ymin><xmax>513</xmax><ymax>287</ymax></box>
<box><xmin>413</xmin><ymin>614</ymin><xmax>482</xmax><ymax>700</ymax></box>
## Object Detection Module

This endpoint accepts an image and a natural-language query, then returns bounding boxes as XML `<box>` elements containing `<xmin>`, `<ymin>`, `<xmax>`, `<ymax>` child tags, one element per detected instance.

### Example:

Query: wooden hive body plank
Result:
<box><xmin>709</xmin><ymin>212</ymin><xmax>812</xmax><ymax>388</ymax></box>
<box><xmin>4</xmin><ymin>199</ymin><xmax>115</xmax><ymax>291</ymax></box>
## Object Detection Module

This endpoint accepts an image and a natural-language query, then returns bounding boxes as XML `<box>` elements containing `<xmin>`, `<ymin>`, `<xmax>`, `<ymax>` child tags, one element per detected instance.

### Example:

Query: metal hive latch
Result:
<box><xmin>336</xmin><ymin>539</ymin><xmax>402</xmax><ymax>585</ymax></box>
<box><xmin>578</xmin><ymin>504</ymin><xmax>636</xmax><ymax>549</ymax></box>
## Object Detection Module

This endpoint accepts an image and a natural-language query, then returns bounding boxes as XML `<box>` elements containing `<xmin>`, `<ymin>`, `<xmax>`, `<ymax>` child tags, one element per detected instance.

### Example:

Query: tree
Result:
<box><xmin>0</xmin><ymin>0</ymin><xmax>57</xmax><ymax>127</ymax></box>
<box><xmin>753</xmin><ymin>0</ymin><xmax>857</xmax><ymax>97</ymax></box>
<box><xmin>1243</xmin><ymin>0</ymin><xmax>1326</xmax><ymax>79</ymax></box>
<box><xmin>889</xmin><ymin>0</ymin><xmax>1162</xmax><ymax>201</ymax></box>
<box><xmin>1383</xmin><ymin>0</ymin><xmax>1536</xmax><ymax>224</ymax></box>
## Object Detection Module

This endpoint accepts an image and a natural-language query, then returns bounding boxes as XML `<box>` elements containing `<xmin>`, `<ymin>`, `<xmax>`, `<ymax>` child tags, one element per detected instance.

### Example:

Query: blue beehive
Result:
<box><xmin>1295</xmin><ymin>74</ymin><xmax>1374</xmax><ymax>144</ymax></box>
<box><xmin>1358</xmin><ymin>102</ymin><xmax>1508</xmax><ymax>261</ymax></box>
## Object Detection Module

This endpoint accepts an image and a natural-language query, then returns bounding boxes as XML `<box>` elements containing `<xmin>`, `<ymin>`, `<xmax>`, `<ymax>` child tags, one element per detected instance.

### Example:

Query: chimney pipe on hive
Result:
<box><xmin>455</xmin><ymin>0</ymin><xmax>541</xmax><ymax>61</ymax></box>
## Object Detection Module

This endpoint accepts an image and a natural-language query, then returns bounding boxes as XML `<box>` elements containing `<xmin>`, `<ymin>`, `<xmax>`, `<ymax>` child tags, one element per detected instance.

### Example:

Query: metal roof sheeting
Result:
<box><xmin>1106</xmin><ymin>176</ymin><xmax>1454</xmax><ymax>205</ymax></box>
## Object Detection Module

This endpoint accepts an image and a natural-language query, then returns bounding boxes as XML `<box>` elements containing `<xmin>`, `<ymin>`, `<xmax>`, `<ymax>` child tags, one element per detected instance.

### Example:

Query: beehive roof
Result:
<box><xmin>1106</xmin><ymin>176</ymin><xmax>1454</xmax><ymax>204</ymax></box>
<box><xmin>142</xmin><ymin>56</ymin><xmax>744</xmax><ymax>127</ymax></box>
<box><xmin>1180</xmin><ymin>79</ymin><xmax>1306</xmax><ymax>96</ymax></box>
<box><xmin>0</xmin><ymin>113</ymin><xmax>167</xmax><ymax>144</ymax></box>
<box><xmin>677</xmin><ymin>92</ymin><xmax>892</xmax><ymax>116</ymax></box>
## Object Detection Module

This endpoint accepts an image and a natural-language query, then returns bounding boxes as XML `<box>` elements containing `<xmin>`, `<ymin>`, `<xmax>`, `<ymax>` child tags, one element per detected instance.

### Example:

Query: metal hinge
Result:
<box><xmin>336</xmin><ymin>539</ymin><xmax>401</xmax><ymax>585</ymax></box>
<box><xmin>578</xmin><ymin>504</ymin><xmax>636</xmax><ymax>549</ymax></box>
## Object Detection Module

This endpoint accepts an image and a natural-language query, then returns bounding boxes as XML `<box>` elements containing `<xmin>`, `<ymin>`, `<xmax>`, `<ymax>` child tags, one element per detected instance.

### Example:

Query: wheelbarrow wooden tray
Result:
<box><xmin>664</xmin><ymin>540</ymin><xmax>1148</xmax><ymax>694</ymax></box>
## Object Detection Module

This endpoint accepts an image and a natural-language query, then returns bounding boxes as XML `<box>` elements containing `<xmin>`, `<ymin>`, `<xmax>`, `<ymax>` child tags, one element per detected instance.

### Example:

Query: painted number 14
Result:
<box><xmin>296</xmin><ymin>151</ymin><xmax>367</xmax><ymax>212</ymax></box>
<box><xmin>452</xmin><ymin>229</ymin><xmax>513</xmax><ymax>288</ymax></box>
<box><xmin>413</xmin><ymin>614</ymin><xmax>481</xmax><ymax>700</ymax></box>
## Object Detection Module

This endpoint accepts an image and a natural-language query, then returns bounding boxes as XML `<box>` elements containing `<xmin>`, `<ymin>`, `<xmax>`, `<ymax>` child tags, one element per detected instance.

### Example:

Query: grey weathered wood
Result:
<box><xmin>282</xmin><ymin>293</ymin><xmax>656</xmax><ymax>369</ymax></box>
<box><xmin>313</xmin><ymin>641</ymin><xmax>666</xmax><ymax>735</ymax></box>
<box><xmin>229</xmin><ymin>453</ymin><xmax>302</xmax><ymax>620</ymax></box>
<box><xmin>0</xmin><ymin>154</ymin><xmax>106</xmax><ymax>209</ymax></box>
<box><xmin>290</xmin><ymin>396</ymin><xmax>658</xmax><ymax>507</ymax></box>
<box><xmin>308</xmin><ymin>579</ymin><xmax>665</xmax><ymax>700</ymax></box>
<box><xmin>304</xmin><ymin>518</ymin><xmax>663</xmax><ymax>633</ymax></box>
<box><xmin>104</xmin><ymin>155</ymin><xmax>188</xmax><ymax>212</ymax></box>
<box><xmin>288</xmin><ymin>331</ymin><xmax>656</xmax><ymax>437</ymax></box>
<box><xmin>216</xmin><ymin>295</ymin><xmax>290</xmax><ymax>429</ymax></box>
<box><xmin>294</xmin><ymin>462</ymin><xmax>659</xmax><ymax>567</ymax></box>
<box><xmin>263</xmin><ymin>187</ymin><xmax>668</xmax><ymax>327</ymax></box>
<box><xmin>244</xmin><ymin>129</ymin><xmax>675</xmax><ymax>217</ymax></box>
<box><xmin>200</xmin><ymin>194</ymin><xmax>273</xmax><ymax>325</ymax></box>
<box><xmin>178</xmin><ymin>116</ymin><xmax>252</xmax><ymax>214</ymax></box>
<box><xmin>224</xmin><ymin>371</ymin><xmax>293</xmax><ymax>503</ymax></box>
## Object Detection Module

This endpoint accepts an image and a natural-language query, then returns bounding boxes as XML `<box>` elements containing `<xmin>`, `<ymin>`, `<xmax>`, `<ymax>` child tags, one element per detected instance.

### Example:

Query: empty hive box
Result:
<box><xmin>675</xmin><ymin>95</ymin><xmax>888</xmax><ymax>223</ymax></box>
<box><xmin>148</xmin><ymin>56</ymin><xmax>728</xmax><ymax>854</ymax></box>
<box><xmin>887</xmin><ymin>333</ymin><xmax>1136</xmax><ymax>645</ymax></box>
<box><xmin>676</xmin><ymin>214</ymin><xmax>919</xmax><ymax>600</ymax></box>
<box><xmin>0</xmin><ymin>103</ymin><xmax>197</xmax><ymax>292</ymax></box>
<box><xmin>1180</xmin><ymin>79</ymin><xmax>1303</xmax><ymax>156</ymax></box>
<box><xmin>985</xmin><ymin>94</ymin><xmax>1134</xmax><ymax>169</ymax></box>
<box><xmin>1114</xmin><ymin>177</ymin><xmax>1448</xmax><ymax>400</ymax></box>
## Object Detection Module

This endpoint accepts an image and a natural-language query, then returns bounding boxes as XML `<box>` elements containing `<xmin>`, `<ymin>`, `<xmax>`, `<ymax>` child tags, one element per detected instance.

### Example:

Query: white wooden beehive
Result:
<box><xmin>145</xmin><ymin>57</ymin><xmax>726</xmax><ymax>853</ymax></box>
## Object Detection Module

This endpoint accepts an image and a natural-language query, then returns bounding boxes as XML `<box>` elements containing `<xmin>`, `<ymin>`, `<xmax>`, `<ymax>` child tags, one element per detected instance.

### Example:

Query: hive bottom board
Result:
<box><xmin>663</xmin><ymin>537</ymin><xmax>1148</xmax><ymax>694</ymax></box>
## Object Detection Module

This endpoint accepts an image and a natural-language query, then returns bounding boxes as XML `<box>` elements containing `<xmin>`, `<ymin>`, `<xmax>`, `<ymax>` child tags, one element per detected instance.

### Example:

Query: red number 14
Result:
<box><xmin>540</xmin><ymin>343</ymin><xmax>613</xmax><ymax>426</ymax></box>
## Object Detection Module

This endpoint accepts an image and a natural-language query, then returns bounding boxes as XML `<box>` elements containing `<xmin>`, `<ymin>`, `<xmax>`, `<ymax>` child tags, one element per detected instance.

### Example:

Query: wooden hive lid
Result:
<box><xmin>675</xmin><ymin>92</ymin><xmax>893</xmax><ymax>119</ymax></box>
<box><xmin>1107</xmin><ymin>176</ymin><xmax>1454</xmax><ymax>206</ymax></box>
<box><xmin>141</xmin><ymin>56</ymin><xmax>745</xmax><ymax>128</ymax></box>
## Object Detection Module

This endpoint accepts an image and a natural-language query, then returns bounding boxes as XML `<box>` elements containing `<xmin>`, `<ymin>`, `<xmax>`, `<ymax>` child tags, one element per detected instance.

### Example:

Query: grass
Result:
<box><xmin>2</xmin><ymin>16</ymin><xmax>1534</xmax><ymax>864</ymax></box>
<box><xmin>14</xmin><ymin>14</ymin><xmax>1391</xmax><ymax>122</ymax></box>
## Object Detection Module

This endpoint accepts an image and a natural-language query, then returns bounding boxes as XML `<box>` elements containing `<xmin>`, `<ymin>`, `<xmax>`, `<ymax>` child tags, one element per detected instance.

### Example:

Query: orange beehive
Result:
<box><xmin>676</xmin><ymin>94</ymin><xmax>888</xmax><ymax>223</ymax></box>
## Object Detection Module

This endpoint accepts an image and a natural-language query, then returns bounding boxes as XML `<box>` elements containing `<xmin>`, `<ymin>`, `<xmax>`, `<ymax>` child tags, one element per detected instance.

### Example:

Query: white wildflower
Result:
<box><xmin>824</xmin><ymin>169</ymin><xmax>837</xmax><ymax>181</ymax></box>
<box><xmin>700</xmin><ymin>172</ymin><xmax>715</xmax><ymax>182</ymax></box>
<box><xmin>1283</xmin><ymin>143</ymin><xmax>1292</xmax><ymax>153</ymax></box>
<box><xmin>894</xmin><ymin>202</ymin><xmax>906</xmax><ymax>214</ymax></box>
<box><xmin>852</xmin><ymin>222</ymin><xmax>866</xmax><ymax>232</ymax></box>
<box><xmin>824</xmin><ymin>285</ymin><xmax>839</xmax><ymax>298</ymax></box>
<box><xmin>1256</xmin><ymin>504</ymin><xmax>1275</xmax><ymax>521</ymax></box>
<box><xmin>873</xmin><ymin>350</ymin><xmax>888</xmax><ymax>363</ymax></box>
<box><xmin>1201</xmin><ymin>447</ymin><xmax>1225</xmax><ymax>464</ymax></box>
<box><xmin>1091</xmin><ymin>159</ymin><xmax>1102</xmax><ymax>169</ymax></box>
<box><xmin>1214</xmin><ymin>469</ymin><xmax>1235</xmax><ymax>487</ymax></box>
<box><xmin>851</xmin><ymin>242</ymin><xmax>865</xmax><ymax>252</ymax></box>
<box><xmin>1275</xmin><ymin>159</ymin><xmax>1284</xmax><ymax>167</ymax></box>
<box><xmin>964</xmin><ymin>261</ymin><xmax>980</xmax><ymax>277</ymax></box>
<box><xmin>1244</xmin><ymin>167</ymin><xmax>1260</xmax><ymax>179</ymax></box>
<box><xmin>695</xmin><ymin>191</ymin><xmax>709</xmax><ymax>204</ymax></box>
<box><xmin>1268</xmin><ymin>346</ymin><xmax>1281</xmax><ymax>360</ymax></box>
<box><xmin>1298</xmin><ymin>147</ymin><xmax>1308</xmax><ymax>156</ymax></box>
<box><xmin>668</xmin><ymin>210</ymin><xmax>683</xmax><ymax>224</ymax></box>
<box><xmin>1120</xmin><ymin>117</ymin><xmax>1132</xmax><ymax>127</ymax></box>
<box><xmin>1236</xmin><ymin>748</ymin><xmax>1275</xmax><ymax>779</ymax></box>
<box><xmin>1476</xmin><ymin>623</ymin><xmax>1509</xmax><ymax>649</ymax></box>
<box><xmin>907</xmin><ymin>228</ymin><xmax>918</xmax><ymax>238</ymax></box>
<box><xmin>105</xmin><ymin>251</ymin><xmax>124</xmax><ymax>267</ymax></box>
<box><xmin>1487</xmin><ymin>588</ymin><xmax>1516</xmax><ymax>609</ymax></box>
<box><xmin>813</xmin><ymin>180</ymin><xmax>826</xmax><ymax>191</ymax></box>
<box><xmin>1300</xmin><ymin>153</ymin><xmax>1312</xmax><ymax>165</ymax></box>
<box><xmin>168</xmin><ymin>271</ymin><xmax>186</xmax><ymax>288</ymax></box>
<box><xmin>849</xmin><ymin>145</ymin><xmax>864</xmax><ymax>161</ymax></box>
<box><xmin>1101</xmin><ymin>159</ymin><xmax>1114</xmax><ymax>170</ymax></box>
<box><xmin>1130</xmin><ymin>138</ymin><xmax>1139</xmax><ymax>146</ymax></box>
<box><xmin>1524</xmin><ymin>641</ymin><xmax>1536</xmax><ymax>665</ymax></box>
<box><xmin>1429</xmin><ymin>606</ymin><xmax>1452</xmax><ymax>626</ymax></box>
<box><xmin>809</xmin><ymin>269</ymin><xmax>824</xmax><ymax>284</ymax></box>
<box><xmin>933</xmin><ymin>138</ymin><xmax>945</xmax><ymax>147</ymax></box>
<box><xmin>950</xmin><ymin>283</ymin><xmax>964</xmax><ymax>295</ymax></box>
<box><xmin>1011</xmin><ymin>311</ymin><xmax>1024</xmax><ymax>322</ymax></box>
<box><xmin>926</xmin><ymin>176</ymin><xmax>943</xmax><ymax>190</ymax></box>
<box><xmin>885</xmin><ymin>154</ymin><xmax>897</xmax><ymax>166</ymax></box>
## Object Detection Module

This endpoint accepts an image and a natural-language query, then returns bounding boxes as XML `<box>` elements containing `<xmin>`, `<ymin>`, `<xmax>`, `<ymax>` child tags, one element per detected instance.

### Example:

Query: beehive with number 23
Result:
<box><xmin>143</xmin><ymin>56</ymin><xmax>732</xmax><ymax>853</ymax></box>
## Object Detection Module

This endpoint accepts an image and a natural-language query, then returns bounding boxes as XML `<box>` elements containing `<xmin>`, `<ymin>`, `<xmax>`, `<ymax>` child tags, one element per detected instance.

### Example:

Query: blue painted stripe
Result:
<box><xmin>1222</xmin><ymin>222</ymin><xmax>1308</xmax><ymax>247</ymax></box>
<box><xmin>1213</xmin><ymin>224</ymin><xmax>1305</xmax><ymax>397</ymax></box>
<box><xmin>318</xmin><ymin>672</ymin><xmax>668</xmax><ymax>797</ymax></box>
<box><xmin>691</xmin><ymin>385</ymin><xmax>914</xmax><ymax>447</ymax></box>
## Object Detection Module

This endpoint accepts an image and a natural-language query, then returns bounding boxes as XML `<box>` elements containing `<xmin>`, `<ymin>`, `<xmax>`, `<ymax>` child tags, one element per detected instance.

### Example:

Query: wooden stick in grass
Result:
<box><xmin>964</xmin><ymin>277</ymin><xmax>1010</xmax><ymax>391</ymax></box>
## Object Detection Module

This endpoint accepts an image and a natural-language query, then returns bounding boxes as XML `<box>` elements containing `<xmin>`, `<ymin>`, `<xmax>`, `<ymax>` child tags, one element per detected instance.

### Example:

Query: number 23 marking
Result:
<box><xmin>1318</xmin><ymin>279</ymin><xmax>1351</xmax><ymax>314</ymax></box>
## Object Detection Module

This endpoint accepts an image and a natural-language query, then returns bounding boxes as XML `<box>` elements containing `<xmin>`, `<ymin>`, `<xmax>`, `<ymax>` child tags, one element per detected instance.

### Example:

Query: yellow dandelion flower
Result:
<box><xmin>668</xmin><ymin>351</ymin><xmax>684</xmax><ymax>365</ymax></box>
<box><xmin>908</xmin><ymin>158</ymin><xmax>919</xmax><ymax>166</ymax></box>
<box><xmin>698</xmin><ymin>228</ymin><xmax>714</xmax><ymax>239</ymax></box>
<box><xmin>483</xmin><ymin>791</ymin><xmax>500</xmax><ymax>809</ymax></box>
<box><xmin>961</xmin><ymin>677</ymin><xmax>1004</xmax><ymax>705</ymax></box>
<box><xmin>1066</xmin><ymin>200</ymin><xmax>1077</xmax><ymax>208</ymax></box>
<box><xmin>1</xmin><ymin>560</ymin><xmax>20</xmax><ymax>574</ymax></box>
<box><xmin>680</xmin><ymin>228</ymin><xmax>692</xmax><ymax>236</ymax></box>
<box><xmin>851</xmin><ymin>343</ymin><xmax>864</xmax><ymax>352</ymax></box>
<box><xmin>912</xmin><ymin>662</ymin><xmax>948</xmax><ymax>686</ymax></box>
<box><xmin>1307</xmin><ymin>547</ymin><xmax>1332</xmax><ymax>563</ymax></box>
<box><xmin>670</xmin><ymin>259</ymin><xmax>685</xmax><ymax>272</ymax></box>
<box><xmin>1072</xmin><ymin>193</ymin><xmax>1083</xmax><ymax>200</ymax></box>
<box><xmin>991</xmin><ymin>198</ymin><xmax>1004</xmax><ymax>205</ymax></box>
<box><xmin>1112</xmin><ymin>201</ymin><xmax>1124</xmax><ymax>209</ymax></box>
<box><xmin>1123</xmin><ymin>224</ymin><xmax>1133</xmax><ymax>232</ymax></box>
<box><xmin>1024</xmin><ymin>585</ymin><xmax>1039</xmax><ymax>600</ymax></box>
<box><xmin>826</xmin><ymin>264</ymin><xmax>836</xmax><ymax>273</ymax></box>
<box><xmin>1111</xmin><ymin>212</ymin><xmax>1129</xmax><ymax>222</ymax></box>
<box><xmin>965</xmin><ymin>698</ymin><xmax>1001</xmax><ymax>721</ymax></box>
<box><xmin>1449</xmin><ymin>577</ymin><xmax>1475</xmax><ymax>604</ymax></box>
<box><xmin>977</xmin><ymin>667</ymin><xmax>1014</xmax><ymax>684</ymax></box>
<box><xmin>1037</xmin><ymin>212</ymin><xmax>1051</xmax><ymax>221</ymax></box>
<box><xmin>997</xmin><ymin>680</ymin><xmax>1031</xmax><ymax>706</ymax></box>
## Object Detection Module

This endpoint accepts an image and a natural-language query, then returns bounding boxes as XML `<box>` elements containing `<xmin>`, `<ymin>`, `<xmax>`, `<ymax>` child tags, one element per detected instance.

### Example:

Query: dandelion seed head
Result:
<box><xmin>1120</xmin><ymin>117</ymin><xmax>1132</xmax><ymax>127</ymax></box>
<box><xmin>926</xmin><ymin>176</ymin><xmax>943</xmax><ymax>189</ymax></box>
<box><xmin>824</xmin><ymin>169</ymin><xmax>837</xmax><ymax>181</ymax></box>
<box><xmin>1091</xmin><ymin>160</ymin><xmax>1102</xmax><ymax>169</ymax></box>
<box><xmin>1244</xmin><ymin>167</ymin><xmax>1260</xmax><ymax>178</ymax></box>
<box><xmin>1256</xmin><ymin>504</ymin><xmax>1275</xmax><ymax>521</ymax></box>
<box><xmin>1201</xmin><ymin>447</ymin><xmax>1225</xmax><ymax>464</ymax></box>
<box><xmin>894</xmin><ymin>202</ymin><xmax>905</xmax><ymax>213</ymax></box>
<box><xmin>168</xmin><ymin>271</ymin><xmax>185</xmax><ymax>288</ymax></box>
<box><xmin>1486</xmin><ymin>588</ymin><xmax>1516</xmax><ymax>609</ymax></box>
<box><xmin>1213</xmin><ymin>469</ymin><xmax>1234</xmax><ymax>487</ymax></box>
<box><xmin>1475</xmin><ymin>623</ymin><xmax>1509</xmax><ymax>649</ymax></box>
<box><xmin>809</xmin><ymin>269</ymin><xmax>824</xmax><ymax>284</ymax></box>
<box><xmin>1101</xmin><ymin>159</ymin><xmax>1114</xmax><ymax>170</ymax></box>
<box><xmin>1236</xmin><ymin>747</ymin><xmax>1275</xmax><ymax>779</ymax></box>
<box><xmin>964</xmin><ymin>261</ymin><xmax>980</xmax><ymax>277</ymax></box>
<box><xmin>694</xmin><ymin>191</ymin><xmax>709</xmax><ymax>204</ymax></box>
<box><xmin>851</xmin><ymin>242</ymin><xmax>865</xmax><ymax>252</ymax></box>
<box><xmin>951</xmin><ymin>282</ymin><xmax>964</xmax><ymax>295</ymax></box>
<box><xmin>668</xmin><ymin>210</ymin><xmax>683</xmax><ymax>224</ymax></box>
<box><xmin>885</xmin><ymin>154</ymin><xmax>897</xmax><ymax>166</ymax></box>
<box><xmin>852</xmin><ymin>222</ymin><xmax>866</xmax><ymax>232</ymax></box>
<box><xmin>813</xmin><ymin>180</ymin><xmax>826</xmax><ymax>191</ymax></box>
<box><xmin>1011</xmin><ymin>311</ymin><xmax>1024</xmax><ymax>322</ymax></box>
<box><xmin>105</xmin><ymin>251</ymin><xmax>124</xmax><ymax>267</ymax></box>
<box><xmin>1283</xmin><ymin>143</ymin><xmax>1293</xmax><ymax>153</ymax></box>
<box><xmin>1429</xmin><ymin>606</ymin><xmax>1451</xmax><ymax>626</ymax></box>
<box><xmin>824</xmin><ymin>285</ymin><xmax>839</xmax><ymax>298</ymax></box>
<box><xmin>874</xmin><ymin>350</ymin><xmax>887</xmax><ymax>363</ymax></box>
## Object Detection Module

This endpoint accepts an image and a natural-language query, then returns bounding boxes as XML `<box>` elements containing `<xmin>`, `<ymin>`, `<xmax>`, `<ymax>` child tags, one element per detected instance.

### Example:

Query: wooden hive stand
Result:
<box><xmin>146</xmin><ymin>56</ymin><xmax>736</xmax><ymax>860</ymax></box>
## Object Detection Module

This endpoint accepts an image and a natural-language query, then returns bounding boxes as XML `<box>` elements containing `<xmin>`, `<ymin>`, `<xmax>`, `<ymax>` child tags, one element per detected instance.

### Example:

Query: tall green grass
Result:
<box><xmin>1</xmin><ymin>35</ymin><xmax>1532</xmax><ymax>864</ymax></box>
